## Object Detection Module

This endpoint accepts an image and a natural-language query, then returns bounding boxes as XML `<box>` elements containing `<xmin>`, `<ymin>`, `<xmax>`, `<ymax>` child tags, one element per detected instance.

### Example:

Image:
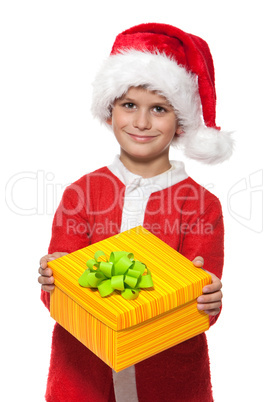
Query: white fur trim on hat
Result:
<box><xmin>91</xmin><ymin>50</ymin><xmax>233</xmax><ymax>164</ymax></box>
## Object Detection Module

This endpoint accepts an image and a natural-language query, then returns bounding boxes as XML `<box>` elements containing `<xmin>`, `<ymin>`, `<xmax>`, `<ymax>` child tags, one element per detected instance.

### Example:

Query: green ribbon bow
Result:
<box><xmin>78</xmin><ymin>250</ymin><xmax>154</xmax><ymax>300</ymax></box>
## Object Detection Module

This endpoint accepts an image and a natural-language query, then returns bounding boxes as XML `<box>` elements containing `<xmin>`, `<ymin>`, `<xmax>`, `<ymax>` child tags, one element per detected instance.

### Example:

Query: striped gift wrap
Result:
<box><xmin>48</xmin><ymin>226</ymin><xmax>211</xmax><ymax>372</ymax></box>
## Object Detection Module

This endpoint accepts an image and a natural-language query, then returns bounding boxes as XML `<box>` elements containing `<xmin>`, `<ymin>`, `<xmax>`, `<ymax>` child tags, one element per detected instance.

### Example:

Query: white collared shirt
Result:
<box><xmin>108</xmin><ymin>155</ymin><xmax>188</xmax><ymax>233</ymax></box>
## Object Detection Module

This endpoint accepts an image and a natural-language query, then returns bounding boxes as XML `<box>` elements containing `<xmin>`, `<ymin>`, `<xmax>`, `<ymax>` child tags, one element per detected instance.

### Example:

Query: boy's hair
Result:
<box><xmin>91</xmin><ymin>23</ymin><xmax>233</xmax><ymax>164</ymax></box>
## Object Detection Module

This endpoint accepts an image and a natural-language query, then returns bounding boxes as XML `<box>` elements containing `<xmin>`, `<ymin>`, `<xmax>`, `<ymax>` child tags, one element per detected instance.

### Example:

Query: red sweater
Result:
<box><xmin>42</xmin><ymin>166</ymin><xmax>224</xmax><ymax>402</ymax></box>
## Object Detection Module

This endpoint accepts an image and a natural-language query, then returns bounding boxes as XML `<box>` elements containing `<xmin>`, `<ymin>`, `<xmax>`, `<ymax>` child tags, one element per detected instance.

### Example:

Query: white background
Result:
<box><xmin>1</xmin><ymin>1</ymin><xmax>267</xmax><ymax>401</ymax></box>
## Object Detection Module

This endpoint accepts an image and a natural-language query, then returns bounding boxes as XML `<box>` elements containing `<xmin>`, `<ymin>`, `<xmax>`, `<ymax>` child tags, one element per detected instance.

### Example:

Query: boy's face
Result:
<box><xmin>106</xmin><ymin>87</ymin><xmax>182</xmax><ymax>165</ymax></box>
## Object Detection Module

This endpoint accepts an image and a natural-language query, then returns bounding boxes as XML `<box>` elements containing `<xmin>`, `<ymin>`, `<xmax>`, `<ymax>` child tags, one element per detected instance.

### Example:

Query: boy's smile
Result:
<box><xmin>106</xmin><ymin>87</ymin><xmax>182</xmax><ymax>177</ymax></box>
<box><xmin>126</xmin><ymin>133</ymin><xmax>158</xmax><ymax>142</ymax></box>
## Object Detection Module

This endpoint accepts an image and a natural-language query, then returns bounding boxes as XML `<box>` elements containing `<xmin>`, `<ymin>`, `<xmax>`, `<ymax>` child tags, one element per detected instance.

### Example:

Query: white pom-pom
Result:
<box><xmin>175</xmin><ymin>126</ymin><xmax>234</xmax><ymax>164</ymax></box>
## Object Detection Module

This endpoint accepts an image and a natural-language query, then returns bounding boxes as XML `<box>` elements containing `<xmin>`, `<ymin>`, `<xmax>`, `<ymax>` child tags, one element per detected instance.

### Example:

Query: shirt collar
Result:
<box><xmin>108</xmin><ymin>155</ymin><xmax>188</xmax><ymax>191</ymax></box>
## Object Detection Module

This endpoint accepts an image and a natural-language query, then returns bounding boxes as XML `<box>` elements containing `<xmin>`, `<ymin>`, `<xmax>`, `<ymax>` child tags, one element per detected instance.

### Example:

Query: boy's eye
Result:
<box><xmin>123</xmin><ymin>102</ymin><xmax>136</xmax><ymax>109</ymax></box>
<box><xmin>153</xmin><ymin>106</ymin><xmax>166</xmax><ymax>113</ymax></box>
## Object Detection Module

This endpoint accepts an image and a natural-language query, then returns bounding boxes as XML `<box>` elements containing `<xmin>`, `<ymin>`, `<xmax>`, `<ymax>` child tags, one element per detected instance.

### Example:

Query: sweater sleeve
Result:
<box><xmin>41</xmin><ymin>182</ymin><xmax>92</xmax><ymax>310</ymax></box>
<box><xmin>180</xmin><ymin>198</ymin><xmax>224</xmax><ymax>326</ymax></box>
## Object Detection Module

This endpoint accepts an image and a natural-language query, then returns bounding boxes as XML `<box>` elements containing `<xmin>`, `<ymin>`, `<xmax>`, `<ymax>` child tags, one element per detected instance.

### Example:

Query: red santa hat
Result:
<box><xmin>91</xmin><ymin>23</ymin><xmax>233</xmax><ymax>164</ymax></box>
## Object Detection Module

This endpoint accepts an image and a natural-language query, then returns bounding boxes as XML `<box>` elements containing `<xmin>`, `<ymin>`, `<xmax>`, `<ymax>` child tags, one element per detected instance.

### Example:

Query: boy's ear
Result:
<box><xmin>106</xmin><ymin>116</ymin><xmax>112</xmax><ymax>126</ymax></box>
<box><xmin>175</xmin><ymin>125</ymin><xmax>184</xmax><ymax>136</ymax></box>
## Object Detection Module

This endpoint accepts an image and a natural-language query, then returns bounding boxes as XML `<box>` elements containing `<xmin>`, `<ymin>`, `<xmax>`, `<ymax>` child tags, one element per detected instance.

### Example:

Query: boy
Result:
<box><xmin>38</xmin><ymin>23</ymin><xmax>232</xmax><ymax>401</ymax></box>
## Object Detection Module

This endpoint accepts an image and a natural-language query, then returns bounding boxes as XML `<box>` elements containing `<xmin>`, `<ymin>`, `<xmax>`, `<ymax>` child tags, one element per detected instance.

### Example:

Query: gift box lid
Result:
<box><xmin>48</xmin><ymin>226</ymin><xmax>211</xmax><ymax>331</ymax></box>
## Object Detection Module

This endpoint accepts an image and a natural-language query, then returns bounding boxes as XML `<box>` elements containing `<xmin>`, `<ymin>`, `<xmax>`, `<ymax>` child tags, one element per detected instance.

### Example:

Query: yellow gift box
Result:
<box><xmin>48</xmin><ymin>226</ymin><xmax>211</xmax><ymax>372</ymax></box>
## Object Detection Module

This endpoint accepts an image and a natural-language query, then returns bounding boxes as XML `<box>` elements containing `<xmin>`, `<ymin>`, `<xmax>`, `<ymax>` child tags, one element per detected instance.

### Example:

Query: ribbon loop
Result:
<box><xmin>132</xmin><ymin>261</ymin><xmax>146</xmax><ymax>275</ymax></box>
<box><xmin>138</xmin><ymin>274</ymin><xmax>154</xmax><ymax>288</ymax></box>
<box><xmin>78</xmin><ymin>269</ymin><xmax>91</xmax><ymax>287</ymax></box>
<box><xmin>94</xmin><ymin>250</ymin><xmax>107</xmax><ymax>261</ymax></box>
<box><xmin>127</xmin><ymin>269</ymin><xmax>141</xmax><ymax>279</ymax></box>
<box><xmin>121</xmin><ymin>288</ymin><xmax>140</xmax><ymax>300</ymax></box>
<box><xmin>99</xmin><ymin>261</ymin><xmax>113</xmax><ymax>278</ymax></box>
<box><xmin>114</xmin><ymin>255</ymin><xmax>133</xmax><ymax>274</ymax></box>
<box><xmin>87</xmin><ymin>272</ymin><xmax>105</xmax><ymax>287</ymax></box>
<box><xmin>98</xmin><ymin>279</ymin><xmax>114</xmax><ymax>297</ymax></box>
<box><xmin>111</xmin><ymin>275</ymin><xmax>125</xmax><ymax>291</ymax></box>
<box><xmin>86</xmin><ymin>259</ymin><xmax>98</xmax><ymax>270</ymax></box>
<box><xmin>124</xmin><ymin>275</ymin><xmax>138</xmax><ymax>288</ymax></box>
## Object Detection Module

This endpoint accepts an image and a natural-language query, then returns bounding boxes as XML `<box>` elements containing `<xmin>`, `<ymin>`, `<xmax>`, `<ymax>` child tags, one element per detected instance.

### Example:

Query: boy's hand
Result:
<box><xmin>192</xmin><ymin>256</ymin><xmax>223</xmax><ymax>316</ymax></box>
<box><xmin>38</xmin><ymin>252</ymin><xmax>68</xmax><ymax>292</ymax></box>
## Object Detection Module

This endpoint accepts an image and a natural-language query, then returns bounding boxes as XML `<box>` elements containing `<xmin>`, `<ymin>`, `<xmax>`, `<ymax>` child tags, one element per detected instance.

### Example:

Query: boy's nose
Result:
<box><xmin>133</xmin><ymin>110</ymin><xmax>152</xmax><ymax>131</ymax></box>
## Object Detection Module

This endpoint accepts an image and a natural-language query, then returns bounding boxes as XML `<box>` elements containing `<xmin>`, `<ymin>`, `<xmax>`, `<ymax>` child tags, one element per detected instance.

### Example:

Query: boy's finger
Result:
<box><xmin>201</xmin><ymin>272</ymin><xmax>222</xmax><ymax>292</ymax></box>
<box><xmin>40</xmin><ymin>255</ymin><xmax>50</xmax><ymax>269</ymax></box>
<box><xmin>38</xmin><ymin>275</ymin><xmax>54</xmax><ymax>285</ymax></box>
<box><xmin>197</xmin><ymin>290</ymin><xmax>223</xmax><ymax>304</ymax></box>
<box><xmin>197</xmin><ymin>301</ymin><xmax>222</xmax><ymax>314</ymax></box>
<box><xmin>204</xmin><ymin>308</ymin><xmax>221</xmax><ymax>316</ymax></box>
<box><xmin>202</xmin><ymin>278</ymin><xmax>222</xmax><ymax>294</ymax></box>
<box><xmin>41</xmin><ymin>284</ymin><xmax>55</xmax><ymax>292</ymax></box>
<box><xmin>192</xmin><ymin>256</ymin><xmax>204</xmax><ymax>267</ymax></box>
<box><xmin>40</xmin><ymin>252</ymin><xmax>68</xmax><ymax>268</ymax></box>
<box><xmin>197</xmin><ymin>301</ymin><xmax>222</xmax><ymax>312</ymax></box>
<box><xmin>38</xmin><ymin>266</ymin><xmax>53</xmax><ymax>277</ymax></box>
<box><xmin>39</xmin><ymin>254</ymin><xmax>58</xmax><ymax>269</ymax></box>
